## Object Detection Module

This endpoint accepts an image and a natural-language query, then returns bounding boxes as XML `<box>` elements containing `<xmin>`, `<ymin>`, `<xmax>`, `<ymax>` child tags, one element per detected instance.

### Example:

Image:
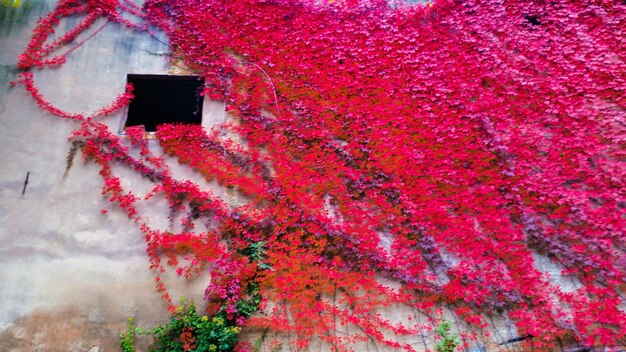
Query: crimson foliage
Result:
<box><xmin>15</xmin><ymin>0</ymin><xmax>626</xmax><ymax>350</ymax></box>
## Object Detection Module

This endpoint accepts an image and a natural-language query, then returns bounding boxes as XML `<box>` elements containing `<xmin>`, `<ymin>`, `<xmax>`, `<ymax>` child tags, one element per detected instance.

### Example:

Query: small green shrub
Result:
<box><xmin>0</xmin><ymin>0</ymin><xmax>20</xmax><ymax>8</ymax></box>
<box><xmin>120</xmin><ymin>317</ymin><xmax>137</xmax><ymax>352</ymax></box>
<box><xmin>434</xmin><ymin>320</ymin><xmax>460</xmax><ymax>352</ymax></box>
<box><xmin>148</xmin><ymin>301</ymin><xmax>241</xmax><ymax>352</ymax></box>
<box><xmin>119</xmin><ymin>300</ymin><xmax>244</xmax><ymax>352</ymax></box>
<box><xmin>120</xmin><ymin>292</ymin><xmax>264</xmax><ymax>352</ymax></box>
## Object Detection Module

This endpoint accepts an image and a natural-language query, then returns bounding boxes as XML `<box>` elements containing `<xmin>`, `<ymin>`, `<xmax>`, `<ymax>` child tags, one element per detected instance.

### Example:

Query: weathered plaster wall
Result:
<box><xmin>0</xmin><ymin>2</ymin><xmax>221</xmax><ymax>350</ymax></box>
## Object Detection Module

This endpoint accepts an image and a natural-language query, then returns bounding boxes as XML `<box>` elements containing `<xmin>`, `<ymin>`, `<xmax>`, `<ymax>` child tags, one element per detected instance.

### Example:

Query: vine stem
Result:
<box><xmin>50</xmin><ymin>19</ymin><xmax>110</xmax><ymax>64</ymax></box>
<box><xmin>242</xmin><ymin>61</ymin><xmax>281</xmax><ymax>115</ymax></box>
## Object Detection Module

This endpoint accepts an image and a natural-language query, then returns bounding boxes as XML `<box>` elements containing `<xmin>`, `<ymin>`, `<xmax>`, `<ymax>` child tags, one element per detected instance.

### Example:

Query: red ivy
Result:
<box><xmin>16</xmin><ymin>0</ymin><xmax>626</xmax><ymax>350</ymax></box>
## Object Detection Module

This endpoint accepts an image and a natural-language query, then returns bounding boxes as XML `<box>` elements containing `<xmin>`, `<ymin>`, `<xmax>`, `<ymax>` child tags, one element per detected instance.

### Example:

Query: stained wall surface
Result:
<box><xmin>0</xmin><ymin>2</ymin><xmax>221</xmax><ymax>350</ymax></box>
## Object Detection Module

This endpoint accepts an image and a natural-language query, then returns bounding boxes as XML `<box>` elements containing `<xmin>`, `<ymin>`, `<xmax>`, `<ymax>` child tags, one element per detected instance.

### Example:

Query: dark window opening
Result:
<box><xmin>125</xmin><ymin>74</ymin><xmax>205</xmax><ymax>132</ymax></box>
<box><xmin>523</xmin><ymin>14</ymin><xmax>541</xmax><ymax>26</ymax></box>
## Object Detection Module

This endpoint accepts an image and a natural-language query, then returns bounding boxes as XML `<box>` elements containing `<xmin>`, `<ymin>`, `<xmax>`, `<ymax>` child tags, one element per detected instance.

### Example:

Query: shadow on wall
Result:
<box><xmin>0</xmin><ymin>0</ymin><xmax>48</xmax><ymax>36</ymax></box>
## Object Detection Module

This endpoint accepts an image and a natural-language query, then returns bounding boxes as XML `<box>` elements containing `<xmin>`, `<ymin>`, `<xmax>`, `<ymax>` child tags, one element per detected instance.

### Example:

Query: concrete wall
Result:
<box><xmin>0</xmin><ymin>2</ymin><xmax>222</xmax><ymax>350</ymax></box>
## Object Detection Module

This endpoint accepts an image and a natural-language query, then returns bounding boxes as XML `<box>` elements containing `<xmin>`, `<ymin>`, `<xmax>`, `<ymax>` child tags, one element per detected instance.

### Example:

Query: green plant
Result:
<box><xmin>434</xmin><ymin>320</ymin><xmax>460</xmax><ymax>352</ymax></box>
<box><xmin>120</xmin><ymin>317</ymin><xmax>136</xmax><ymax>352</ymax></box>
<box><xmin>1</xmin><ymin>0</ymin><xmax>20</xmax><ymax>8</ymax></box>
<box><xmin>150</xmin><ymin>301</ymin><xmax>240</xmax><ymax>352</ymax></box>
<box><xmin>243</xmin><ymin>241</ymin><xmax>273</xmax><ymax>271</ymax></box>
<box><xmin>120</xmin><ymin>299</ymin><xmax>256</xmax><ymax>352</ymax></box>
<box><xmin>253</xmin><ymin>328</ymin><xmax>268</xmax><ymax>352</ymax></box>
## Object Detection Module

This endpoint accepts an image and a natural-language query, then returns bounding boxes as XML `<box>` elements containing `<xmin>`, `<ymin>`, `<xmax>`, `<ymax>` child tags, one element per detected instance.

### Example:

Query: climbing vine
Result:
<box><xmin>13</xmin><ymin>0</ymin><xmax>626</xmax><ymax>350</ymax></box>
